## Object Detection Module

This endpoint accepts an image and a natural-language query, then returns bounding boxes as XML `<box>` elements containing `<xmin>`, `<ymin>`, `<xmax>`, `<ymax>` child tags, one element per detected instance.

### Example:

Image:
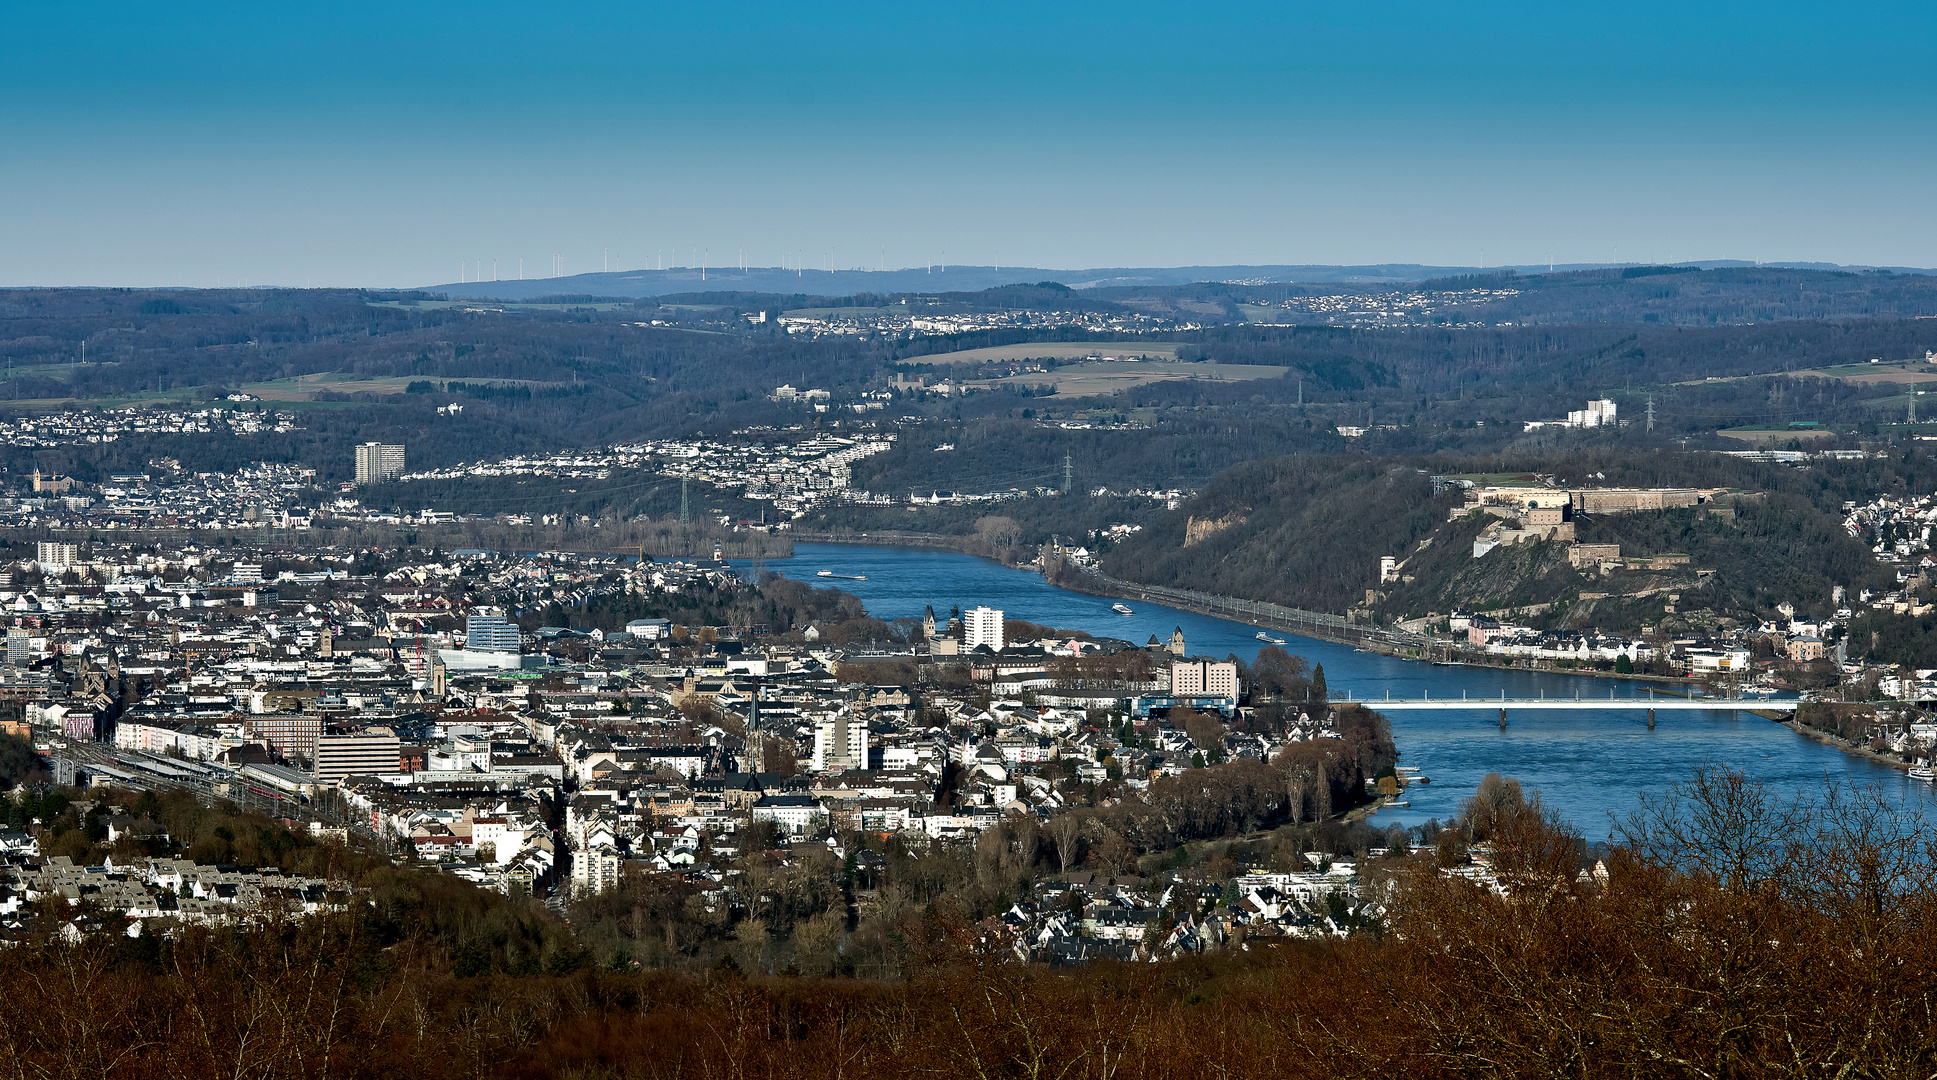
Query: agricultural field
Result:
<box><xmin>369</xmin><ymin>298</ymin><xmax>638</xmax><ymax>313</ymax></box>
<box><xmin>1684</xmin><ymin>357</ymin><xmax>1937</xmax><ymax>387</ymax></box>
<box><xmin>907</xmin><ymin>341</ymin><xmax>1183</xmax><ymax>365</ymax></box>
<box><xmin>235</xmin><ymin>373</ymin><xmax>554</xmax><ymax>401</ymax></box>
<box><xmin>1716</xmin><ymin>426</ymin><xmax>1842</xmax><ymax>445</ymax></box>
<box><xmin>1802</xmin><ymin>359</ymin><xmax>1937</xmax><ymax>384</ymax></box>
<box><xmin>966</xmin><ymin>359</ymin><xmax>1287</xmax><ymax>396</ymax></box>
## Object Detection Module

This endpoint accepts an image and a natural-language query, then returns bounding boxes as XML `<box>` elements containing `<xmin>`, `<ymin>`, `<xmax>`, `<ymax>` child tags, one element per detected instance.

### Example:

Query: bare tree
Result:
<box><xmin>974</xmin><ymin>515</ymin><xmax>1022</xmax><ymax>552</ymax></box>
<box><xmin>1046</xmin><ymin>811</ymin><xmax>1084</xmax><ymax>874</ymax></box>
<box><xmin>1285</xmin><ymin>765</ymin><xmax>1312</xmax><ymax>824</ymax></box>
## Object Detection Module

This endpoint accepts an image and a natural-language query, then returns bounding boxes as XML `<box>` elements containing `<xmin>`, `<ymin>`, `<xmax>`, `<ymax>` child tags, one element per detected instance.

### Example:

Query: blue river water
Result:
<box><xmin>745</xmin><ymin>543</ymin><xmax>1926</xmax><ymax>836</ymax></box>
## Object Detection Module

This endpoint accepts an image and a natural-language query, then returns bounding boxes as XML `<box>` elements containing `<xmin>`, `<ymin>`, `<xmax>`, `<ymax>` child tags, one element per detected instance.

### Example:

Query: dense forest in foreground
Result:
<box><xmin>6</xmin><ymin>768</ymin><xmax>1933</xmax><ymax>1079</ymax></box>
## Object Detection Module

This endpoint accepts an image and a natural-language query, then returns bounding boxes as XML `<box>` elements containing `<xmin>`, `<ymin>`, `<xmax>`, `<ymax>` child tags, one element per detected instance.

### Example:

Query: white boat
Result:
<box><xmin>1255</xmin><ymin>632</ymin><xmax>1270</xmax><ymax>641</ymax></box>
<box><xmin>1270</xmin><ymin>636</ymin><xmax>1288</xmax><ymax>646</ymax></box>
<box><xmin>816</xmin><ymin>570</ymin><xmax>833</xmax><ymax>577</ymax></box>
<box><xmin>1911</xmin><ymin>766</ymin><xmax>1936</xmax><ymax>782</ymax></box>
<box><xmin>1112</xmin><ymin>603</ymin><xmax>1134</xmax><ymax>615</ymax></box>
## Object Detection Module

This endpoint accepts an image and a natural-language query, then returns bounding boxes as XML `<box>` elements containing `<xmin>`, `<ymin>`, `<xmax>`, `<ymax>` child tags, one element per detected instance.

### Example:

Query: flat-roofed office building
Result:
<box><xmin>314</xmin><ymin>727</ymin><xmax>401</xmax><ymax>783</ymax></box>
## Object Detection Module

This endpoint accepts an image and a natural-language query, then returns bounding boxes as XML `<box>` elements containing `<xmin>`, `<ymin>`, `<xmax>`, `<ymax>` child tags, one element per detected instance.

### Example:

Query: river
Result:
<box><xmin>745</xmin><ymin>542</ymin><xmax>1927</xmax><ymax>836</ymax></box>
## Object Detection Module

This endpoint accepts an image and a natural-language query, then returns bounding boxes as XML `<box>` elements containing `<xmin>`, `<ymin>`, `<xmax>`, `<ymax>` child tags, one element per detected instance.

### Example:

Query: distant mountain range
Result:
<box><xmin>421</xmin><ymin>261</ymin><xmax>1937</xmax><ymax>301</ymax></box>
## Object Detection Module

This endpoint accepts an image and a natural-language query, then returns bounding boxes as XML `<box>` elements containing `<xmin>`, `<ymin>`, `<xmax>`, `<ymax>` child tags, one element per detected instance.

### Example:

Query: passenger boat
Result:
<box><xmin>1112</xmin><ymin>603</ymin><xmax>1134</xmax><ymax>615</ymax></box>
<box><xmin>1255</xmin><ymin>631</ymin><xmax>1270</xmax><ymax>641</ymax></box>
<box><xmin>1911</xmin><ymin>765</ymin><xmax>1936</xmax><ymax>782</ymax></box>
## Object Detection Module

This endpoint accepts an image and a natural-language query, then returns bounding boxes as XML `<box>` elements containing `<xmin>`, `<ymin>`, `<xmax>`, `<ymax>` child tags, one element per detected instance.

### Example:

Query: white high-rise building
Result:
<box><xmin>354</xmin><ymin>442</ymin><xmax>406</xmax><ymax>484</ymax></box>
<box><xmin>36</xmin><ymin>542</ymin><xmax>77</xmax><ymax>571</ymax></box>
<box><xmin>1566</xmin><ymin>399</ymin><xmax>1618</xmax><ymax>428</ymax></box>
<box><xmin>812</xmin><ymin>712</ymin><xmax>869</xmax><ymax>772</ymax></box>
<box><xmin>965</xmin><ymin>605</ymin><xmax>1005</xmax><ymax>651</ymax></box>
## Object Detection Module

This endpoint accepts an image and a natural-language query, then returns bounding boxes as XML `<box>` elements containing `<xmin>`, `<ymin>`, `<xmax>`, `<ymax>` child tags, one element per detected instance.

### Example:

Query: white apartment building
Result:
<box><xmin>471</xmin><ymin>817</ymin><xmax>524</xmax><ymax>866</ymax></box>
<box><xmin>36</xmin><ymin>542</ymin><xmax>77</xmax><ymax>571</ymax></box>
<box><xmin>965</xmin><ymin>605</ymin><xmax>1005</xmax><ymax>651</ymax></box>
<box><xmin>572</xmin><ymin>843</ymin><xmax>621</xmax><ymax>895</ymax></box>
<box><xmin>1568</xmin><ymin>399</ymin><xmax>1618</xmax><ymax>428</ymax></box>
<box><xmin>1171</xmin><ymin>660</ymin><xmax>1241</xmax><ymax>701</ymax></box>
<box><xmin>812</xmin><ymin>712</ymin><xmax>869</xmax><ymax>772</ymax></box>
<box><xmin>354</xmin><ymin>442</ymin><xmax>406</xmax><ymax>485</ymax></box>
<box><xmin>1522</xmin><ymin>398</ymin><xmax>1619</xmax><ymax>432</ymax></box>
<box><xmin>750</xmin><ymin>794</ymin><xmax>828</xmax><ymax>835</ymax></box>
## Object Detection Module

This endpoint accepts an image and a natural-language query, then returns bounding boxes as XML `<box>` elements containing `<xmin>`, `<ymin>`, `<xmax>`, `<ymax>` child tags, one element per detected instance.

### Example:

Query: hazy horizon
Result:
<box><xmin>11</xmin><ymin>258</ymin><xmax>1937</xmax><ymax>297</ymax></box>
<box><xmin>5</xmin><ymin>1</ymin><xmax>1934</xmax><ymax>288</ymax></box>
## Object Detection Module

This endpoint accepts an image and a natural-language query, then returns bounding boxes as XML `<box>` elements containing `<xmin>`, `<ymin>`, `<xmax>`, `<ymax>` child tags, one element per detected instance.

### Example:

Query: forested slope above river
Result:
<box><xmin>1098</xmin><ymin>448</ymin><xmax>1936</xmax><ymax>635</ymax></box>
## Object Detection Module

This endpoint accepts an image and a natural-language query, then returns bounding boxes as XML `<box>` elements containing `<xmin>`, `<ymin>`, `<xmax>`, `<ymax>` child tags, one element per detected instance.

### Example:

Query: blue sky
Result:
<box><xmin>3</xmin><ymin>1</ymin><xmax>1933</xmax><ymax>286</ymax></box>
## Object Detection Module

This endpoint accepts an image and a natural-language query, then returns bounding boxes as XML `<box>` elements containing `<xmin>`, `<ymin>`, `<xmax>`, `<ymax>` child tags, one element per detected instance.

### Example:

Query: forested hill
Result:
<box><xmin>1099</xmin><ymin>458</ymin><xmax>1447</xmax><ymax>614</ymax></box>
<box><xmin>420</xmin><ymin>262</ymin><xmax>1591</xmax><ymax>300</ymax></box>
<box><xmin>1097</xmin><ymin>266</ymin><xmax>1937</xmax><ymax>327</ymax></box>
<box><xmin>1417</xmin><ymin>266</ymin><xmax>1937</xmax><ymax>325</ymax></box>
<box><xmin>0</xmin><ymin>288</ymin><xmax>909</xmax><ymax>482</ymax></box>
<box><xmin>5</xmin><ymin>280</ymin><xmax>1937</xmax><ymax>496</ymax></box>
<box><xmin>426</xmin><ymin>261</ymin><xmax>1937</xmax><ymax>306</ymax></box>
<box><xmin>1099</xmin><ymin>448</ymin><xmax>1937</xmax><ymax>630</ymax></box>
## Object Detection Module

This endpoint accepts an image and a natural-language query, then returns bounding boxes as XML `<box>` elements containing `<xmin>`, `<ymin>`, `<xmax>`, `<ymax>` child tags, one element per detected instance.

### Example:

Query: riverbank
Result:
<box><xmin>773</xmin><ymin>540</ymin><xmax>1927</xmax><ymax>827</ymax></box>
<box><xmin>1780</xmin><ymin>716</ymin><xmax>1922</xmax><ymax>775</ymax></box>
<box><xmin>787</xmin><ymin>534</ymin><xmax>1717</xmax><ymax>689</ymax></box>
<box><xmin>1049</xmin><ymin>566</ymin><xmax>1389</xmax><ymax>653</ymax></box>
<box><xmin>1424</xmin><ymin>655</ymin><xmax>1698</xmax><ymax>688</ymax></box>
<box><xmin>784</xmin><ymin>529</ymin><xmax>965</xmax><ymax>551</ymax></box>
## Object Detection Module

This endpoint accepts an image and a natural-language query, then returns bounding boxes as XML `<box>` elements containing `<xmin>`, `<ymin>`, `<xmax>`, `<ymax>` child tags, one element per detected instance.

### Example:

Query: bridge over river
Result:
<box><xmin>1334</xmin><ymin>688</ymin><xmax>1797</xmax><ymax>727</ymax></box>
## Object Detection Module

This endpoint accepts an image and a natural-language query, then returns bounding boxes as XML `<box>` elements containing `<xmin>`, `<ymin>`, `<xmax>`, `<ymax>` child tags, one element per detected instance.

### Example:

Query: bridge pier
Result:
<box><xmin>1647</xmin><ymin>708</ymin><xmax>1655</xmax><ymax>730</ymax></box>
<box><xmin>1499</xmin><ymin>707</ymin><xmax>1507</xmax><ymax>731</ymax></box>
